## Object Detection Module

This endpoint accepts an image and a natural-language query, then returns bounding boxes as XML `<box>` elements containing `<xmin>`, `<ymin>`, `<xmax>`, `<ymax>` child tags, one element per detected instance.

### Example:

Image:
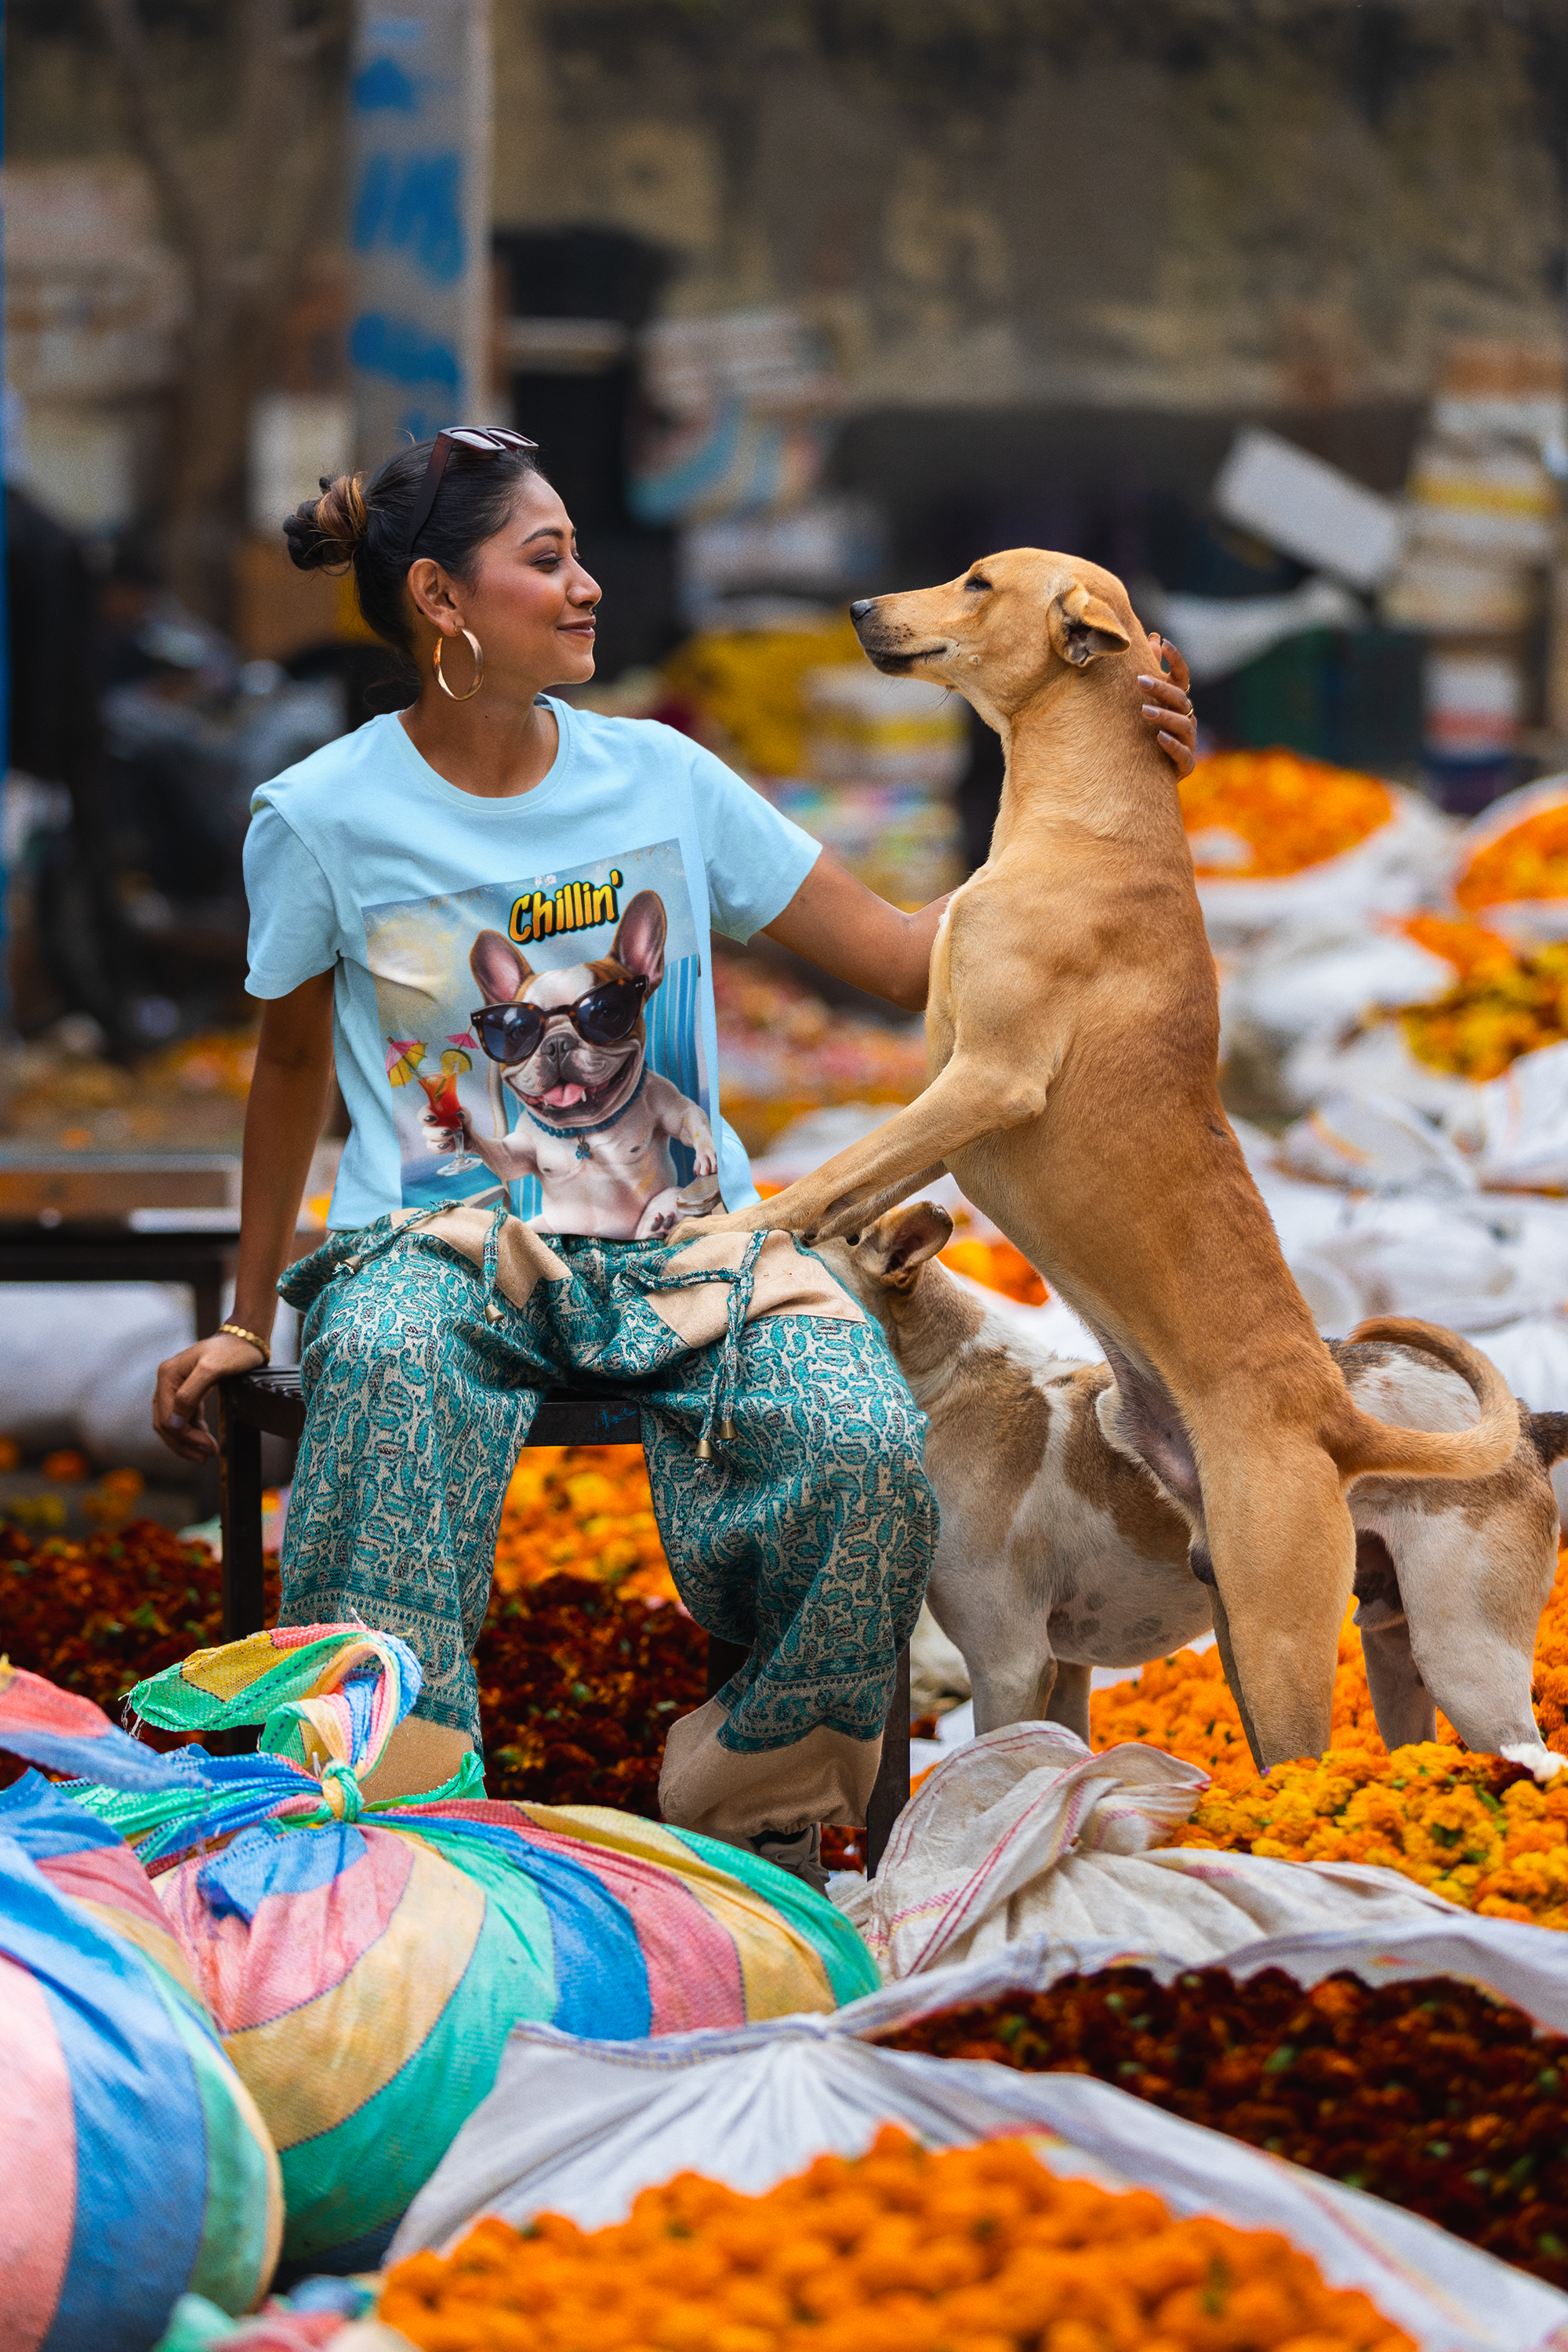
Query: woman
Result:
<box><xmin>153</xmin><ymin>429</ymin><xmax>1196</xmax><ymax>1878</ymax></box>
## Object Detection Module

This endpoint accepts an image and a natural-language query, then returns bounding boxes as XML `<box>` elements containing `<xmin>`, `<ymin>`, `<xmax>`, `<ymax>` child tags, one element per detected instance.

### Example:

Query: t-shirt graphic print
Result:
<box><xmin>366</xmin><ymin>837</ymin><xmax>720</xmax><ymax>1237</ymax></box>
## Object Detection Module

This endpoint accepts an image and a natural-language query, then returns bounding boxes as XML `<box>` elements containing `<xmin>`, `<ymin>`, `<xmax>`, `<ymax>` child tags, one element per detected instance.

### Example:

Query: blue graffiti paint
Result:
<box><xmin>351</xmin><ymin>151</ymin><xmax>466</xmax><ymax>284</ymax></box>
<box><xmin>350</xmin><ymin>313</ymin><xmax>462</xmax><ymax>391</ymax></box>
<box><xmin>391</xmin><ymin>152</ymin><xmax>466</xmax><ymax>283</ymax></box>
<box><xmin>351</xmin><ymin>56</ymin><xmax>418</xmax><ymax>112</ymax></box>
<box><xmin>352</xmin><ymin>154</ymin><xmax>396</xmax><ymax>251</ymax></box>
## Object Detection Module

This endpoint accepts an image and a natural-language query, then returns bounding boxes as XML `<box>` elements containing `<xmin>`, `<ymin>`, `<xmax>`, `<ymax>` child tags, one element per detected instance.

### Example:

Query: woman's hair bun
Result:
<box><xmin>284</xmin><ymin>471</ymin><xmax>370</xmax><ymax>573</ymax></box>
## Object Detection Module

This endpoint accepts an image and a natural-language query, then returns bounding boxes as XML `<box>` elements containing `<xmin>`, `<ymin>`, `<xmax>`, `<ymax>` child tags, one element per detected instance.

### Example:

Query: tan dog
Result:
<box><xmin>829</xmin><ymin>1202</ymin><xmax>1566</xmax><ymax>1780</ymax></box>
<box><xmin>680</xmin><ymin>550</ymin><xmax>1520</xmax><ymax>1766</ymax></box>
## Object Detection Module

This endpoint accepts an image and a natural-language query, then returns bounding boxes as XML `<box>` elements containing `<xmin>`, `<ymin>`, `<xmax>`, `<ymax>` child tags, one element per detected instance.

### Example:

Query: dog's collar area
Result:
<box><xmin>519</xmin><ymin>1065</ymin><xmax>648</xmax><ymax>1156</ymax></box>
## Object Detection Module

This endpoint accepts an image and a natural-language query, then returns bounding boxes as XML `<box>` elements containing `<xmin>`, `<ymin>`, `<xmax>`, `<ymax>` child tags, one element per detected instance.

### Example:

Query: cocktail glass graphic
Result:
<box><xmin>418</xmin><ymin>1047</ymin><xmax>480</xmax><ymax>1174</ymax></box>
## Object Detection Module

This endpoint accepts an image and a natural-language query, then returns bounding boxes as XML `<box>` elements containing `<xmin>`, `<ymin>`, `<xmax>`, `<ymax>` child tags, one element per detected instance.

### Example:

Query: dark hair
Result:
<box><xmin>282</xmin><ymin>438</ymin><xmax>545</xmax><ymax>657</ymax></box>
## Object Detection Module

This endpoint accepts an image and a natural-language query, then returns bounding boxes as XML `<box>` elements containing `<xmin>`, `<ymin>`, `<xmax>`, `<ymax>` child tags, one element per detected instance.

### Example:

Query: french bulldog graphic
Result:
<box><xmin>422</xmin><ymin>888</ymin><xmax>720</xmax><ymax>1237</ymax></box>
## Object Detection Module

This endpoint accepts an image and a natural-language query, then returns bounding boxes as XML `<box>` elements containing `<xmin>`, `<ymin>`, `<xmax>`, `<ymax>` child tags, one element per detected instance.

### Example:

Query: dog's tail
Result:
<box><xmin>1325</xmin><ymin>1316</ymin><xmax>1519</xmax><ymax>1485</ymax></box>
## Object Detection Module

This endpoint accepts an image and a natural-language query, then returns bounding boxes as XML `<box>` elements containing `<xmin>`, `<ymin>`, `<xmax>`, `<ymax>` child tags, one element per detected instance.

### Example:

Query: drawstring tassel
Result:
<box><xmin>481</xmin><ymin>1198</ymin><xmax>509</xmax><ymax>1327</ymax></box>
<box><xmin>615</xmin><ymin>1227</ymin><xmax>768</xmax><ymax>1465</ymax></box>
<box><xmin>695</xmin><ymin>1229</ymin><xmax>765</xmax><ymax>1465</ymax></box>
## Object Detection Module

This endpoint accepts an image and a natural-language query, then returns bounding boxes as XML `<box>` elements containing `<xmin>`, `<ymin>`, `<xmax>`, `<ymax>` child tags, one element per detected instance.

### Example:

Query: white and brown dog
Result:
<box><xmin>830</xmin><ymin>1201</ymin><xmax>1568</xmax><ymax>1780</ymax></box>
<box><xmin>423</xmin><ymin>889</ymin><xmax>720</xmax><ymax>1237</ymax></box>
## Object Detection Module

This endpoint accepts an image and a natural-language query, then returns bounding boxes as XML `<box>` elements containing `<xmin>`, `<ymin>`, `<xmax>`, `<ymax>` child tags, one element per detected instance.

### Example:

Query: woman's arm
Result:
<box><xmin>765</xmin><ymin>641</ymin><xmax>1199</xmax><ymax>1013</ymax></box>
<box><xmin>152</xmin><ymin>970</ymin><xmax>336</xmax><ymax>1461</ymax></box>
<box><xmin>764</xmin><ymin>859</ymin><xmax>947</xmax><ymax>1013</ymax></box>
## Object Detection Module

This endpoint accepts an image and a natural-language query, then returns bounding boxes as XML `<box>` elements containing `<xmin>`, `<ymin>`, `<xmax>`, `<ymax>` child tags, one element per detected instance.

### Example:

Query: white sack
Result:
<box><xmin>1223</xmin><ymin>920</ymin><xmax>1457</xmax><ymax>1054</ymax></box>
<box><xmin>0</xmin><ymin>1283</ymin><xmax>194</xmax><ymax>1475</ymax></box>
<box><xmin>1439</xmin><ymin>1039</ymin><xmax>1568</xmax><ymax>1191</ymax></box>
<box><xmin>389</xmin><ymin>2022</ymin><xmax>1568</xmax><ymax>2352</ymax></box>
<box><xmin>1282</xmin><ymin>1020</ymin><xmax>1476</xmax><ymax>1119</ymax></box>
<box><xmin>837</xmin><ymin>1724</ymin><xmax>1450</xmax><ymax>1981</ymax></box>
<box><xmin>1276</xmin><ymin>1091</ymin><xmax>1477</xmax><ymax>1193</ymax></box>
<box><xmin>1468</xmin><ymin>1317</ymin><xmax>1568</xmax><ymax>1424</ymax></box>
<box><xmin>1243</xmin><ymin>1165</ymin><xmax>1568</xmax><ymax>1338</ymax></box>
<box><xmin>1195</xmin><ymin>788</ymin><xmax>1454</xmax><ymax>948</ymax></box>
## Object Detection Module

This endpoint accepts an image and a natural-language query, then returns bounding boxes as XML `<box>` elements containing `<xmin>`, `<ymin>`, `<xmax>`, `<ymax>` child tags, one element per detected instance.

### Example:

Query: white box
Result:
<box><xmin>1211</xmin><ymin>425</ymin><xmax>1404</xmax><ymax>590</ymax></box>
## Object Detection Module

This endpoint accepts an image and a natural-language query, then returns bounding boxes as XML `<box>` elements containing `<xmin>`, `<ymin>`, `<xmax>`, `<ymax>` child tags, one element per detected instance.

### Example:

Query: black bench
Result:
<box><xmin>217</xmin><ymin>1368</ymin><xmax>910</xmax><ymax>1873</ymax></box>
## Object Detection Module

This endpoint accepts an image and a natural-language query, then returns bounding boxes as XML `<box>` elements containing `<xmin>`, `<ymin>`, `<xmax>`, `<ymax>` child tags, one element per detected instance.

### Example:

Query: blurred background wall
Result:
<box><xmin>10</xmin><ymin>2</ymin><xmax>1568</xmax><ymax>623</ymax></box>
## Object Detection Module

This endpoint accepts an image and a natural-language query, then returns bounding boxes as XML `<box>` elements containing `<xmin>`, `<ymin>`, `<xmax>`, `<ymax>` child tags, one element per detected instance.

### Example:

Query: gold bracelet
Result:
<box><xmin>218</xmin><ymin>1322</ymin><xmax>271</xmax><ymax>1365</ymax></box>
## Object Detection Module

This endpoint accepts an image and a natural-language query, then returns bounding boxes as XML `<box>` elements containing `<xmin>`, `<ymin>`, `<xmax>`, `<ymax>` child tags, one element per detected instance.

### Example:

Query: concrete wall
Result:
<box><xmin>491</xmin><ymin>0</ymin><xmax>1568</xmax><ymax>413</ymax></box>
<box><xmin>8</xmin><ymin>0</ymin><xmax>1567</xmax><ymax>539</ymax></box>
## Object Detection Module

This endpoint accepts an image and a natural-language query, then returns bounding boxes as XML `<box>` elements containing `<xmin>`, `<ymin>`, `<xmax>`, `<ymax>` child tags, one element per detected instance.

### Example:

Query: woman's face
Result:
<box><xmin>419</xmin><ymin>470</ymin><xmax>601</xmax><ymax>688</ymax></box>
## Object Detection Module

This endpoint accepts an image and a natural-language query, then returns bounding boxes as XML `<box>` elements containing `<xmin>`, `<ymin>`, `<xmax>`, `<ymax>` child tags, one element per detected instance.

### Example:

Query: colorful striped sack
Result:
<box><xmin>71</xmin><ymin>1624</ymin><xmax>878</xmax><ymax>2274</ymax></box>
<box><xmin>0</xmin><ymin>1663</ymin><xmax>282</xmax><ymax>2352</ymax></box>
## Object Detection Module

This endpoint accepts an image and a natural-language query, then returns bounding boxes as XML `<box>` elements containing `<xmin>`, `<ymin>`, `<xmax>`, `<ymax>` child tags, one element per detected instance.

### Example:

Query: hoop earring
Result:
<box><xmin>434</xmin><ymin>628</ymin><xmax>484</xmax><ymax>701</ymax></box>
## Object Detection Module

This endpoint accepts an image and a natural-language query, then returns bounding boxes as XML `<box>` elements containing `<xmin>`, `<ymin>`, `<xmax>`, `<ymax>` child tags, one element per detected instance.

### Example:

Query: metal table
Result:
<box><xmin>0</xmin><ymin>1215</ymin><xmax>238</xmax><ymax>1341</ymax></box>
<box><xmin>219</xmin><ymin>1366</ymin><xmax>911</xmax><ymax>1871</ymax></box>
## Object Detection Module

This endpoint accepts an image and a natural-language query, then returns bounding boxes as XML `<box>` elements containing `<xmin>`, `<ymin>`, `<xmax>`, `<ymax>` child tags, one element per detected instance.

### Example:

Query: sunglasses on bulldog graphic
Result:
<box><xmin>470</xmin><ymin>976</ymin><xmax>649</xmax><ymax>1066</ymax></box>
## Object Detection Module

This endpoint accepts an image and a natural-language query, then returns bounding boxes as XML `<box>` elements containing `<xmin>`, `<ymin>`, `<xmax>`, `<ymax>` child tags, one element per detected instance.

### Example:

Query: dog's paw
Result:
<box><xmin>1501</xmin><ymin>1739</ymin><xmax>1567</xmax><ymax>1782</ymax></box>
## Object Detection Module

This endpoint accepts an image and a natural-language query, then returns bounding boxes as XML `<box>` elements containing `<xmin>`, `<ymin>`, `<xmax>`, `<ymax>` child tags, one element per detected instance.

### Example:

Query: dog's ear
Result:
<box><xmin>470</xmin><ymin>930</ymin><xmax>535</xmax><ymax>1004</ymax></box>
<box><xmin>610</xmin><ymin>891</ymin><xmax>667</xmax><ymax>990</ymax></box>
<box><xmin>853</xmin><ymin>1200</ymin><xmax>954</xmax><ymax>1290</ymax></box>
<box><xmin>1048</xmin><ymin>581</ymin><xmax>1131</xmax><ymax>670</ymax></box>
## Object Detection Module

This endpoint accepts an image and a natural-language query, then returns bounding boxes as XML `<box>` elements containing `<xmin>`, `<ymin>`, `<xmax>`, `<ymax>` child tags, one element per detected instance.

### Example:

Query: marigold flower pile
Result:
<box><xmin>494</xmin><ymin>1446</ymin><xmax>678</xmax><ymax>1602</ymax></box>
<box><xmin>660</xmin><ymin>615</ymin><xmax>868</xmax><ymax>777</ymax></box>
<box><xmin>1394</xmin><ymin>914</ymin><xmax>1568</xmax><ymax>1081</ymax></box>
<box><xmin>938</xmin><ymin>1235</ymin><xmax>1051</xmax><ymax>1307</ymax></box>
<box><xmin>480</xmin><ymin>1570</ymin><xmax>706</xmax><ymax>1812</ymax></box>
<box><xmin>714</xmin><ymin>955</ymin><xmax>927</xmax><ymax>1152</ymax></box>
<box><xmin>1457</xmin><ymin>799</ymin><xmax>1568</xmax><ymax>914</ymax></box>
<box><xmin>379</xmin><ymin>2123</ymin><xmax>1413</xmax><ymax>2352</ymax></box>
<box><xmin>1179</xmin><ymin>749</ymin><xmax>1392</xmax><ymax>878</ymax></box>
<box><xmin>1090</xmin><ymin>1549</ymin><xmax>1568</xmax><ymax>1926</ymax></box>
<box><xmin>883</xmin><ymin>1965</ymin><xmax>1568</xmax><ymax>2288</ymax></box>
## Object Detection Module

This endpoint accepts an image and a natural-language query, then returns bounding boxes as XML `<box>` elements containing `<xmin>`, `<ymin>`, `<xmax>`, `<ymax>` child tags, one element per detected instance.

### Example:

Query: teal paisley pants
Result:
<box><xmin>276</xmin><ymin>1215</ymin><xmax>936</xmax><ymax>1776</ymax></box>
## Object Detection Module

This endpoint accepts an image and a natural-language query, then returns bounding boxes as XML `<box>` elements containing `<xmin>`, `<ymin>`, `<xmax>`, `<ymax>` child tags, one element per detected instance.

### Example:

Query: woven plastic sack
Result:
<box><xmin>837</xmin><ymin>1722</ymin><xmax>1452</xmax><ymax>1980</ymax></box>
<box><xmin>387</xmin><ymin>2017</ymin><xmax>1567</xmax><ymax>2352</ymax></box>
<box><xmin>1194</xmin><ymin>783</ymin><xmax>1453</xmax><ymax>947</ymax></box>
<box><xmin>0</xmin><ymin>1662</ymin><xmax>283</xmax><ymax>2352</ymax></box>
<box><xmin>67</xmin><ymin>1625</ymin><xmax>877</xmax><ymax>2274</ymax></box>
<box><xmin>1450</xmin><ymin>774</ymin><xmax>1568</xmax><ymax>945</ymax></box>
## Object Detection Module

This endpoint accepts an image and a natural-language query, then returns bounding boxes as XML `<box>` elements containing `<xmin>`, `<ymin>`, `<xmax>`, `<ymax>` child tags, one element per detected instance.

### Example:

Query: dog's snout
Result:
<box><xmin>849</xmin><ymin>598</ymin><xmax>877</xmax><ymax>620</ymax></box>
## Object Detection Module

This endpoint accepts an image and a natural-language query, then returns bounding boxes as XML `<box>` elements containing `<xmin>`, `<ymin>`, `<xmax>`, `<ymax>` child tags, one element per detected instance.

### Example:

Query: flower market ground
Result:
<box><xmin>9</xmin><ymin>1437</ymin><xmax>1568</xmax><ymax>1925</ymax></box>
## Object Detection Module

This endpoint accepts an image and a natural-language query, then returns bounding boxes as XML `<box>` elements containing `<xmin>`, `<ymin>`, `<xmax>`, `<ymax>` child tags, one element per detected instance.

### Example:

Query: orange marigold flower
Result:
<box><xmin>1180</xmin><ymin>750</ymin><xmax>1392</xmax><ymax>880</ymax></box>
<box><xmin>1094</xmin><ymin>1545</ymin><xmax>1568</xmax><ymax>1928</ymax></box>
<box><xmin>379</xmin><ymin>2128</ymin><xmax>1412</xmax><ymax>2352</ymax></box>
<box><xmin>492</xmin><ymin>1444</ymin><xmax>677</xmax><ymax>1602</ymax></box>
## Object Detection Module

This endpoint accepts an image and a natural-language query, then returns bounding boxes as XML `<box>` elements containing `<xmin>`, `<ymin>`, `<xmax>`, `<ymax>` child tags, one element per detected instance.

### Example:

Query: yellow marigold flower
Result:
<box><xmin>1092</xmin><ymin>1546</ymin><xmax>1568</xmax><ymax>1927</ymax></box>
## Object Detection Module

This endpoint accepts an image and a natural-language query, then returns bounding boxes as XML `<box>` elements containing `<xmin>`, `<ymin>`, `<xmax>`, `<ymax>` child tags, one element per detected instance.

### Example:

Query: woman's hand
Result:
<box><xmin>153</xmin><ymin>1330</ymin><xmax>269</xmax><ymax>1462</ymax></box>
<box><xmin>1139</xmin><ymin>634</ymin><xmax>1197</xmax><ymax>777</ymax></box>
<box><xmin>149</xmin><ymin>968</ymin><xmax>335</xmax><ymax>1462</ymax></box>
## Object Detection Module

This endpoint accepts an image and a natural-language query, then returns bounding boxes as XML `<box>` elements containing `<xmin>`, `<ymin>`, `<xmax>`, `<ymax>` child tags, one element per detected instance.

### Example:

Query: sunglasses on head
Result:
<box><xmin>405</xmin><ymin>426</ymin><xmax>538</xmax><ymax>560</ymax></box>
<box><xmin>471</xmin><ymin>975</ymin><xmax>649</xmax><ymax>1067</ymax></box>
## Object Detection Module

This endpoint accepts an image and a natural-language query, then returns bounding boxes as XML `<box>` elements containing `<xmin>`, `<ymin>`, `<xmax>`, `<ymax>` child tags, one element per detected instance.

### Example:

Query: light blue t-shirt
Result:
<box><xmin>245</xmin><ymin>701</ymin><xmax>820</xmax><ymax>1234</ymax></box>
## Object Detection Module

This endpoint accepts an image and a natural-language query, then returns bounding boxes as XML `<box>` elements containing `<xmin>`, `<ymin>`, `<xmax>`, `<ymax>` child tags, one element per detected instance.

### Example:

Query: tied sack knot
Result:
<box><xmin>318</xmin><ymin>1757</ymin><xmax>365</xmax><ymax>1822</ymax></box>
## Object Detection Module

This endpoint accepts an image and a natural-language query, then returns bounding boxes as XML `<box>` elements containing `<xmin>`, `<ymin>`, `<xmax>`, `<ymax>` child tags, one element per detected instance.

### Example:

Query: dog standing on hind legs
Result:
<box><xmin>675</xmin><ymin>548</ymin><xmax>1520</xmax><ymax>1769</ymax></box>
